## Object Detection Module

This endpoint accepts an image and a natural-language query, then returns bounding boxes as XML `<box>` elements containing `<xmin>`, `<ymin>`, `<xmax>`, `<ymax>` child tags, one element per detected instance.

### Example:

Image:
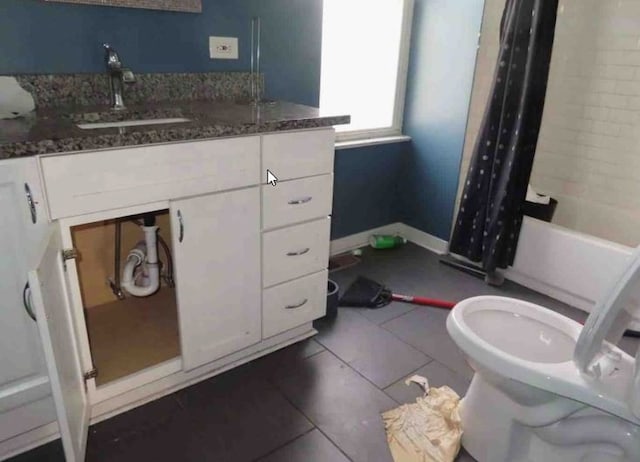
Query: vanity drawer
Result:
<box><xmin>262</xmin><ymin>174</ymin><xmax>333</xmax><ymax>229</ymax></box>
<box><xmin>263</xmin><ymin>217</ymin><xmax>331</xmax><ymax>287</ymax></box>
<box><xmin>263</xmin><ymin>270</ymin><xmax>327</xmax><ymax>338</ymax></box>
<box><xmin>262</xmin><ymin>129</ymin><xmax>334</xmax><ymax>181</ymax></box>
<box><xmin>40</xmin><ymin>137</ymin><xmax>260</xmax><ymax>219</ymax></box>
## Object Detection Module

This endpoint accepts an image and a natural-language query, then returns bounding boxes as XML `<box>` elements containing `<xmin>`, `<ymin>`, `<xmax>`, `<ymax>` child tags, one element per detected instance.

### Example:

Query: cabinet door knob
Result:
<box><xmin>285</xmin><ymin>299</ymin><xmax>308</xmax><ymax>310</ymax></box>
<box><xmin>23</xmin><ymin>282</ymin><xmax>36</xmax><ymax>321</ymax></box>
<box><xmin>287</xmin><ymin>248</ymin><xmax>310</xmax><ymax>257</ymax></box>
<box><xmin>177</xmin><ymin>210</ymin><xmax>184</xmax><ymax>243</ymax></box>
<box><xmin>288</xmin><ymin>197</ymin><xmax>313</xmax><ymax>205</ymax></box>
<box><xmin>24</xmin><ymin>183</ymin><xmax>37</xmax><ymax>224</ymax></box>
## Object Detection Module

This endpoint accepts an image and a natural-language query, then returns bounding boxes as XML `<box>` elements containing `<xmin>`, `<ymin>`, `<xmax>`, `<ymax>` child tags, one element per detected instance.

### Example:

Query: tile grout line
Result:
<box><xmin>317</xmin><ymin>306</ymin><xmax>435</xmax><ymax>379</ymax></box>
<box><xmin>378</xmin><ymin>316</ymin><xmax>476</xmax><ymax>383</ymax></box>
<box><xmin>249</xmin><ymin>426</ymin><xmax>317</xmax><ymax>462</ymax></box>
<box><xmin>313</xmin><ymin>329</ymin><xmax>434</xmax><ymax>391</ymax></box>
<box><xmin>264</xmin><ymin>360</ymin><xmax>355</xmax><ymax>462</ymax></box>
<box><xmin>351</xmin><ymin>304</ymin><xmax>419</xmax><ymax>326</ymax></box>
<box><xmin>302</xmin><ymin>345</ymin><xmax>328</xmax><ymax>361</ymax></box>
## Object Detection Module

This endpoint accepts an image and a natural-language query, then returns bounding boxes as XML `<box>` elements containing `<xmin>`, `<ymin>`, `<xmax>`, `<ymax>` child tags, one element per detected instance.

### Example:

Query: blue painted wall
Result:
<box><xmin>0</xmin><ymin>0</ymin><xmax>406</xmax><ymax>239</ymax></box>
<box><xmin>0</xmin><ymin>0</ymin><xmax>322</xmax><ymax>106</ymax></box>
<box><xmin>399</xmin><ymin>0</ymin><xmax>484</xmax><ymax>240</ymax></box>
<box><xmin>331</xmin><ymin>143</ymin><xmax>408</xmax><ymax>239</ymax></box>
<box><xmin>0</xmin><ymin>0</ymin><xmax>485</xmax><ymax>242</ymax></box>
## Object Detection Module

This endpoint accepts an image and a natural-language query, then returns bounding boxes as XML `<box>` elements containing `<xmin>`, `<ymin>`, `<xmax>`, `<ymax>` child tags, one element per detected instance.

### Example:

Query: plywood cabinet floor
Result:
<box><xmin>85</xmin><ymin>288</ymin><xmax>180</xmax><ymax>386</ymax></box>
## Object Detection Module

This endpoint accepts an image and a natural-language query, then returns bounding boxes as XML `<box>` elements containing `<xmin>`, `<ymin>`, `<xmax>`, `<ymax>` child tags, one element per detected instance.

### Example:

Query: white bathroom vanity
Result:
<box><xmin>0</xmin><ymin>127</ymin><xmax>335</xmax><ymax>461</ymax></box>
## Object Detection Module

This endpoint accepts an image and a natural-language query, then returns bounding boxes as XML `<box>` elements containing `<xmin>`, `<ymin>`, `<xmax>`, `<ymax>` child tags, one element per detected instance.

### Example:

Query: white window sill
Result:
<box><xmin>335</xmin><ymin>135</ymin><xmax>412</xmax><ymax>150</ymax></box>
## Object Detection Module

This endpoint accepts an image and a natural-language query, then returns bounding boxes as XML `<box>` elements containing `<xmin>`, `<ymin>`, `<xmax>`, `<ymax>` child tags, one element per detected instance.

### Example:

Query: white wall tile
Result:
<box><xmin>458</xmin><ymin>0</ymin><xmax>640</xmax><ymax>247</ymax></box>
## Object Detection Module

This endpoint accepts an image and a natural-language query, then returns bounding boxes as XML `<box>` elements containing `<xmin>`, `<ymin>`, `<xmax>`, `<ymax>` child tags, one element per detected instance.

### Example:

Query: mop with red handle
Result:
<box><xmin>391</xmin><ymin>293</ymin><xmax>456</xmax><ymax>309</ymax></box>
<box><xmin>339</xmin><ymin>276</ymin><xmax>457</xmax><ymax>310</ymax></box>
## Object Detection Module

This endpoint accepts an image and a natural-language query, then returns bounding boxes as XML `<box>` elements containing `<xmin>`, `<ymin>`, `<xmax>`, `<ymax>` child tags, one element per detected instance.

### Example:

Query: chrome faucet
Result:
<box><xmin>103</xmin><ymin>43</ymin><xmax>135</xmax><ymax>111</ymax></box>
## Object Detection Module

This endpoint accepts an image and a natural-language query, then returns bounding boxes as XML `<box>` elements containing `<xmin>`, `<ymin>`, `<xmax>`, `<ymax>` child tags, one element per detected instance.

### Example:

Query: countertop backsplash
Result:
<box><xmin>14</xmin><ymin>72</ymin><xmax>259</xmax><ymax>109</ymax></box>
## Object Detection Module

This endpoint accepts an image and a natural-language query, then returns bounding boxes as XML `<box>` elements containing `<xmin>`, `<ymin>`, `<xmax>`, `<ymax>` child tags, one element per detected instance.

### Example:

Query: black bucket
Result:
<box><xmin>325</xmin><ymin>279</ymin><xmax>339</xmax><ymax>320</ymax></box>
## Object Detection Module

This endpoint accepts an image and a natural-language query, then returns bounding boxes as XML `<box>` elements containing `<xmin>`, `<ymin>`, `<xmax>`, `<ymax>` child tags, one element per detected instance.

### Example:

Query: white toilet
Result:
<box><xmin>447</xmin><ymin>246</ymin><xmax>640</xmax><ymax>462</ymax></box>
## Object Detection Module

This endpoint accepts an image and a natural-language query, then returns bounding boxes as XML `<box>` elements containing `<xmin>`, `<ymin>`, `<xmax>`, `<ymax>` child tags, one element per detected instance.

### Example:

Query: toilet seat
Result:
<box><xmin>448</xmin><ymin>246</ymin><xmax>640</xmax><ymax>461</ymax></box>
<box><xmin>447</xmin><ymin>296</ymin><xmax>640</xmax><ymax>425</ymax></box>
<box><xmin>574</xmin><ymin>245</ymin><xmax>640</xmax><ymax>374</ymax></box>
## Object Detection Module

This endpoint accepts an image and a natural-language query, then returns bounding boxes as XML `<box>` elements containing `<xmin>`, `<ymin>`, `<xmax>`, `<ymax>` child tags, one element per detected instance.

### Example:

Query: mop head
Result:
<box><xmin>339</xmin><ymin>276</ymin><xmax>392</xmax><ymax>309</ymax></box>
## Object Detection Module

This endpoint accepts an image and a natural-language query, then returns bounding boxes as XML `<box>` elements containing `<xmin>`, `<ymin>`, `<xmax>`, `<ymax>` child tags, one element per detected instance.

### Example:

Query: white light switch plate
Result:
<box><xmin>209</xmin><ymin>36</ymin><xmax>239</xmax><ymax>60</ymax></box>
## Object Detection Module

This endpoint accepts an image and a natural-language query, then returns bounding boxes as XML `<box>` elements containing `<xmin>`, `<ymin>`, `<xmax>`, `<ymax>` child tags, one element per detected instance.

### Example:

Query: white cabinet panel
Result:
<box><xmin>171</xmin><ymin>188</ymin><xmax>262</xmax><ymax>371</ymax></box>
<box><xmin>0</xmin><ymin>396</ymin><xmax>56</xmax><ymax>443</ymax></box>
<box><xmin>41</xmin><ymin>137</ymin><xmax>261</xmax><ymax>219</ymax></box>
<box><xmin>0</xmin><ymin>158</ymin><xmax>52</xmax><ymax>422</ymax></box>
<box><xmin>263</xmin><ymin>270</ymin><xmax>327</xmax><ymax>338</ymax></box>
<box><xmin>29</xmin><ymin>227</ymin><xmax>90</xmax><ymax>462</ymax></box>
<box><xmin>262</xmin><ymin>218</ymin><xmax>331</xmax><ymax>288</ymax></box>
<box><xmin>262</xmin><ymin>129</ymin><xmax>335</xmax><ymax>181</ymax></box>
<box><xmin>262</xmin><ymin>174</ymin><xmax>333</xmax><ymax>230</ymax></box>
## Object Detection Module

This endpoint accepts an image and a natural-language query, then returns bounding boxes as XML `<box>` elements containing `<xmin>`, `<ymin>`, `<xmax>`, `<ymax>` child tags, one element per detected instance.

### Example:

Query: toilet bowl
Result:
<box><xmin>446</xmin><ymin>246</ymin><xmax>640</xmax><ymax>462</ymax></box>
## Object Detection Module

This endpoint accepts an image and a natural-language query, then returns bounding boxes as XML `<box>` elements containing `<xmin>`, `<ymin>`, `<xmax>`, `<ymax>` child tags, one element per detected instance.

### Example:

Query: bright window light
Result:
<box><xmin>321</xmin><ymin>0</ymin><xmax>408</xmax><ymax>138</ymax></box>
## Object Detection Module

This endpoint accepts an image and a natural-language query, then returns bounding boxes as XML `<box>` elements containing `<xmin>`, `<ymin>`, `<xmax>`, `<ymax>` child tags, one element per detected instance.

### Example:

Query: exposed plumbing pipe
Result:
<box><xmin>121</xmin><ymin>225</ymin><xmax>160</xmax><ymax>297</ymax></box>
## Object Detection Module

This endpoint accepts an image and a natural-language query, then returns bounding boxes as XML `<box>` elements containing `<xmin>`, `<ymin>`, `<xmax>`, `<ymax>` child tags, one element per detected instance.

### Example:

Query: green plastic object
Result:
<box><xmin>369</xmin><ymin>234</ymin><xmax>407</xmax><ymax>249</ymax></box>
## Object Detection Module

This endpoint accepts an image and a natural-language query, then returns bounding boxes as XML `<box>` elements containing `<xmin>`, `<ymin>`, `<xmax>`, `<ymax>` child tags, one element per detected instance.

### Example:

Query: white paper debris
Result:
<box><xmin>383</xmin><ymin>375</ymin><xmax>463</xmax><ymax>462</ymax></box>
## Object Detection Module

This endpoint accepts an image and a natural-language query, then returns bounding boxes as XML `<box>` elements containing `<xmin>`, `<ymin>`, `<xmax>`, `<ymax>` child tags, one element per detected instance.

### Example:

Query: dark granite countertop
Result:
<box><xmin>0</xmin><ymin>100</ymin><xmax>350</xmax><ymax>159</ymax></box>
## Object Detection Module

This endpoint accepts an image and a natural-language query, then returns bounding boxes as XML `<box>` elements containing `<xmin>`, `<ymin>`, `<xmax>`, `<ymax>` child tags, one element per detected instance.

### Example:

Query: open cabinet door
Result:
<box><xmin>28</xmin><ymin>227</ymin><xmax>90</xmax><ymax>462</ymax></box>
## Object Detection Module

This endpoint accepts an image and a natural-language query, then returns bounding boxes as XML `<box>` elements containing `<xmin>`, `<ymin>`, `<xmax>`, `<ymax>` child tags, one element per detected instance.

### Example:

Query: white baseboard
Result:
<box><xmin>397</xmin><ymin>224</ymin><xmax>449</xmax><ymax>255</ymax></box>
<box><xmin>330</xmin><ymin>223</ymin><xmax>404</xmax><ymax>255</ymax></box>
<box><xmin>330</xmin><ymin>223</ymin><xmax>448</xmax><ymax>256</ymax></box>
<box><xmin>0</xmin><ymin>423</ymin><xmax>59</xmax><ymax>462</ymax></box>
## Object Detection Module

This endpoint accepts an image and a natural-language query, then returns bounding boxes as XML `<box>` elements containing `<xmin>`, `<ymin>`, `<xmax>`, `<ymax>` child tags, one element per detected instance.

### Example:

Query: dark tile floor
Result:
<box><xmin>11</xmin><ymin>243</ymin><xmax>638</xmax><ymax>462</ymax></box>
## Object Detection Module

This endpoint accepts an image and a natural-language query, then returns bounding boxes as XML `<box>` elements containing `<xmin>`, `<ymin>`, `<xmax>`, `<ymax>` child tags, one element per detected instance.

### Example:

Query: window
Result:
<box><xmin>320</xmin><ymin>0</ymin><xmax>414</xmax><ymax>141</ymax></box>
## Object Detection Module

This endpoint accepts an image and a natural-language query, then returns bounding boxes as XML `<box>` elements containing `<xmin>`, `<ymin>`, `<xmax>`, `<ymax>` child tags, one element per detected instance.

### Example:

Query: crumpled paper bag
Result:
<box><xmin>382</xmin><ymin>375</ymin><xmax>462</xmax><ymax>462</ymax></box>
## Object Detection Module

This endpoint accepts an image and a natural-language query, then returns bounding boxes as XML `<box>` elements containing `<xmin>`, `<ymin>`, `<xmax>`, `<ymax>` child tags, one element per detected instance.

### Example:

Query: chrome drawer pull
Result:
<box><xmin>285</xmin><ymin>299</ymin><xmax>308</xmax><ymax>310</ymax></box>
<box><xmin>287</xmin><ymin>248</ymin><xmax>310</xmax><ymax>256</ymax></box>
<box><xmin>288</xmin><ymin>197</ymin><xmax>313</xmax><ymax>205</ymax></box>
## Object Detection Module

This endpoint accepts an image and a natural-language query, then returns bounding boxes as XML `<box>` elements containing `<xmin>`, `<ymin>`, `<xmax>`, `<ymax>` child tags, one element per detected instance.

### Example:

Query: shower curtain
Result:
<box><xmin>449</xmin><ymin>0</ymin><xmax>559</xmax><ymax>274</ymax></box>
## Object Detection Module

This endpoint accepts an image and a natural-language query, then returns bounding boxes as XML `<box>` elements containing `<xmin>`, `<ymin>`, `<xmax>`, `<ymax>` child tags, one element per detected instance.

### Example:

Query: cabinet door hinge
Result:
<box><xmin>61</xmin><ymin>248</ymin><xmax>79</xmax><ymax>270</ymax></box>
<box><xmin>62</xmin><ymin>248</ymin><xmax>79</xmax><ymax>261</ymax></box>
<box><xmin>83</xmin><ymin>368</ymin><xmax>98</xmax><ymax>382</ymax></box>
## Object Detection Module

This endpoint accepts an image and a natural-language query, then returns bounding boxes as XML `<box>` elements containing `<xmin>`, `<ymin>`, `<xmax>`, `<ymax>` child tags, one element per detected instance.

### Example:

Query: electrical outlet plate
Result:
<box><xmin>209</xmin><ymin>36</ymin><xmax>239</xmax><ymax>60</ymax></box>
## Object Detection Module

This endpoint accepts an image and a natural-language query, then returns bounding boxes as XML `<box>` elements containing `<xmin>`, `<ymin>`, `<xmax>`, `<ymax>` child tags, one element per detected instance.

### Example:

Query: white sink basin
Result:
<box><xmin>77</xmin><ymin>118</ymin><xmax>191</xmax><ymax>130</ymax></box>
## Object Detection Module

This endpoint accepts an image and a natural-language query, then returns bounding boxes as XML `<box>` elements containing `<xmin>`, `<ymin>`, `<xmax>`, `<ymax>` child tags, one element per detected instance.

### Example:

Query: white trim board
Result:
<box><xmin>330</xmin><ymin>223</ymin><xmax>404</xmax><ymax>256</ymax></box>
<box><xmin>330</xmin><ymin>223</ymin><xmax>448</xmax><ymax>256</ymax></box>
<box><xmin>335</xmin><ymin>135</ymin><xmax>411</xmax><ymax>151</ymax></box>
<box><xmin>0</xmin><ymin>422</ymin><xmax>59</xmax><ymax>462</ymax></box>
<box><xmin>398</xmin><ymin>224</ymin><xmax>448</xmax><ymax>255</ymax></box>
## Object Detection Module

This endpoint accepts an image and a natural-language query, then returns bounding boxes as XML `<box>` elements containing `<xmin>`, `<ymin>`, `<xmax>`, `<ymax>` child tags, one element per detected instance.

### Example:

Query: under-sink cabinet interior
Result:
<box><xmin>71</xmin><ymin>211</ymin><xmax>180</xmax><ymax>387</ymax></box>
<box><xmin>0</xmin><ymin>128</ymin><xmax>336</xmax><ymax>462</ymax></box>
